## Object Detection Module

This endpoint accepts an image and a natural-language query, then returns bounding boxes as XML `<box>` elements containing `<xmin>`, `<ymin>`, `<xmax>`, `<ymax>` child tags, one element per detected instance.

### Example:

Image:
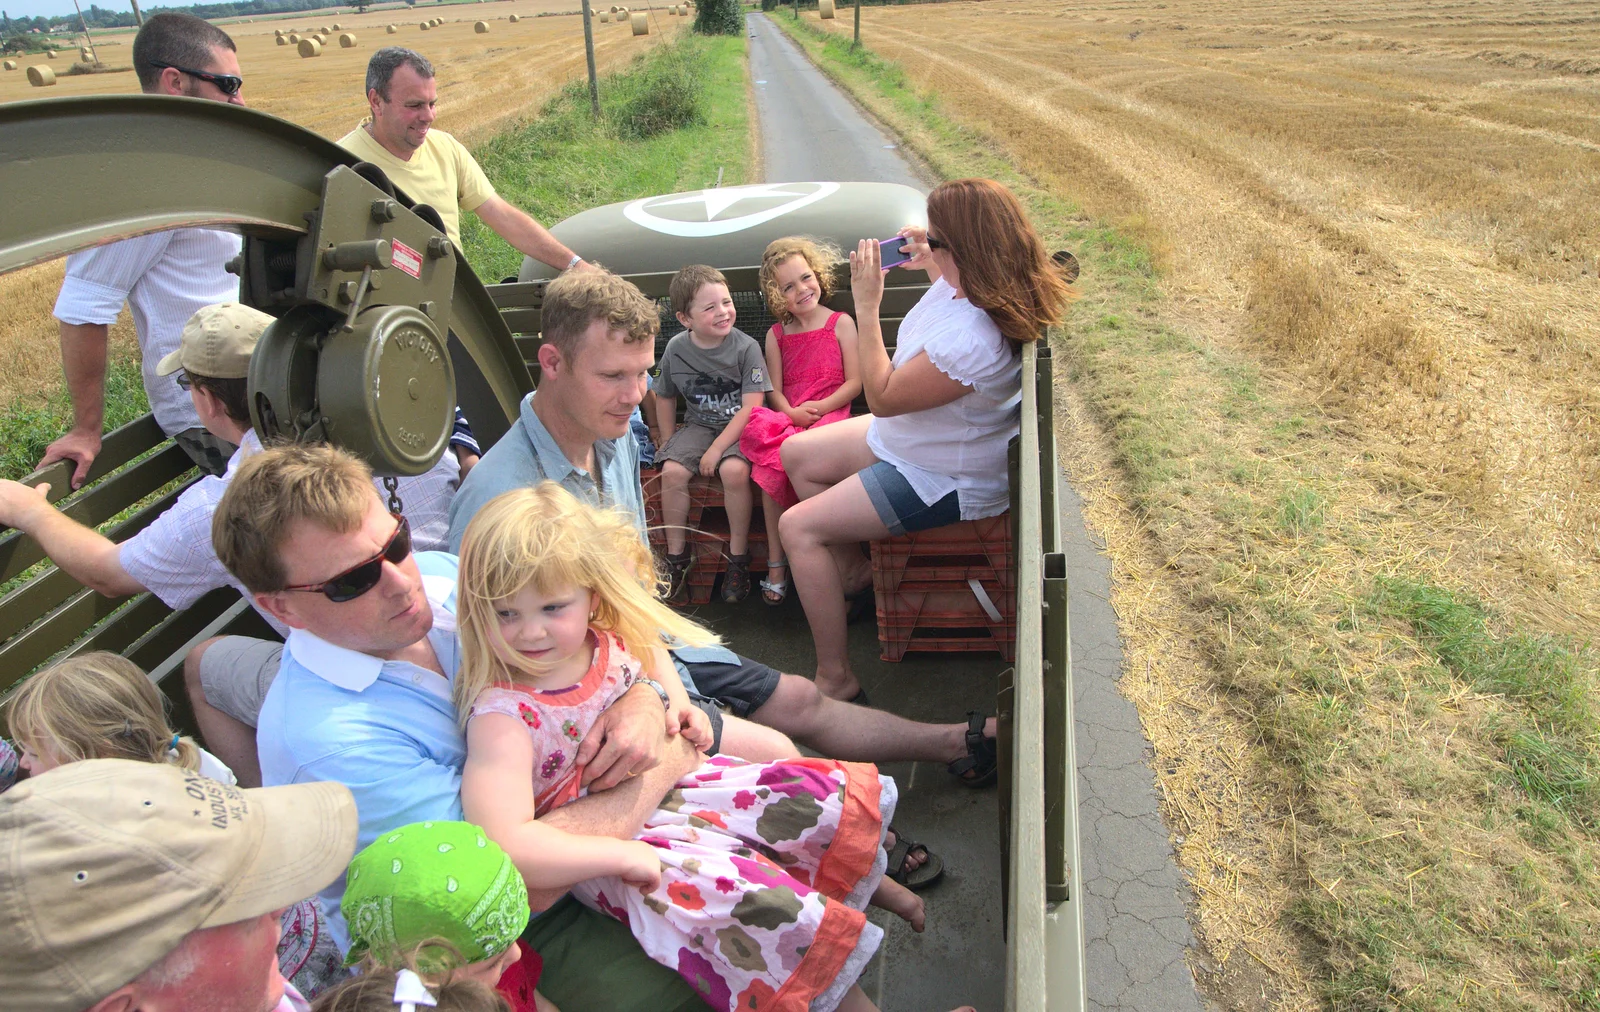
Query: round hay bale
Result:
<box><xmin>288</xmin><ymin>32</ymin><xmax>300</xmax><ymax>41</ymax></box>
<box><xmin>599</xmin><ymin>11</ymin><xmax>610</xmax><ymax>21</ymax></box>
<box><xmin>420</xmin><ymin>21</ymin><xmax>430</xmax><ymax>29</ymax></box>
<box><xmin>387</xmin><ymin>23</ymin><xmax>397</xmax><ymax>32</ymax></box>
<box><xmin>2</xmin><ymin>59</ymin><xmax>16</xmax><ymax>70</ymax></box>
<box><xmin>276</xmin><ymin>34</ymin><xmax>288</xmax><ymax>44</ymax></box>
<box><xmin>331</xmin><ymin>22</ymin><xmax>341</xmax><ymax>29</ymax></box>
<box><xmin>311</xmin><ymin>33</ymin><xmax>326</xmax><ymax>44</ymax></box>
<box><xmin>819</xmin><ymin>0</ymin><xmax>834</xmax><ymax>16</ymax></box>
<box><xmin>474</xmin><ymin>20</ymin><xmax>489</xmax><ymax>32</ymax></box>
<box><xmin>318</xmin><ymin>25</ymin><xmax>329</xmax><ymax>33</ymax></box>
<box><xmin>79</xmin><ymin>47</ymin><xmax>91</xmax><ymax>59</ymax></box>
<box><xmin>508</xmin><ymin>13</ymin><xmax>520</xmax><ymax>22</ymax></box>
<box><xmin>339</xmin><ymin>32</ymin><xmax>357</xmax><ymax>47</ymax></box>
<box><xmin>46</xmin><ymin>49</ymin><xmax>57</xmax><ymax>60</ymax></box>
<box><xmin>274</xmin><ymin>28</ymin><xmax>283</xmax><ymax>36</ymax></box>
<box><xmin>28</xmin><ymin>64</ymin><xmax>56</xmax><ymax>86</ymax></box>
<box><xmin>298</xmin><ymin>37</ymin><xmax>322</xmax><ymax>57</ymax></box>
<box><xmin>630</xmin><ymin>11</ymin><xmax>648</xmax><ymax>34</ymax></box>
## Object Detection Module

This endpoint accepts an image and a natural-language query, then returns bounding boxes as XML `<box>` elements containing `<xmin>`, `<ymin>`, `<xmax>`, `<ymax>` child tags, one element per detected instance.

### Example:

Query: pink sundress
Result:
<box><xmin>468</xmin><ymin>630</ymin><xmax>895</xmax><ymax>1012</ymax></box>
<box><xmin>740</xmin><ymin>312</ymin><xmax>853</xmax><ymax>509</ymax></box>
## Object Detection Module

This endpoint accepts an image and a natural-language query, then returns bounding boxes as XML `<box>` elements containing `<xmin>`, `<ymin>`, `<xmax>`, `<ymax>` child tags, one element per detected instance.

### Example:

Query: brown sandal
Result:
<box><xmin>721</xmin><ymin>553</ymin><xmax>752</xmax><ymax>603</ymax></box>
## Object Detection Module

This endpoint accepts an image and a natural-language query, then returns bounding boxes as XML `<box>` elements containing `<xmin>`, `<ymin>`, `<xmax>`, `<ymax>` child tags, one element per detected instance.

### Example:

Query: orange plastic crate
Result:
<box><xmin>869</xmin><ymin>514</ymin><xmax>1015</xmax><ymax>661</ymax></box>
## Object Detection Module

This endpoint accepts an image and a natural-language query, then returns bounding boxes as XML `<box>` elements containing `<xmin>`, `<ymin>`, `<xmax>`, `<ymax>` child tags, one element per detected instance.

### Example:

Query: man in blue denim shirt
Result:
<box><xmin>449</xmin><ymin>271</ymin><xmax>999</xmax><ymax>782</ymax></box>
<box><xmin>222</xmin><ymin>442</ymin><xmax>707</xmax><ymax>1012</ymax></box>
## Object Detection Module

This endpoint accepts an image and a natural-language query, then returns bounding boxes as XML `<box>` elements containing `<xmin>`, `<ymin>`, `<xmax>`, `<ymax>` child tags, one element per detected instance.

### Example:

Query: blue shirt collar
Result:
<box><xmin>284</xmin><ymin>567</ymin><xmax>459</xmax><ymax>692</ymax></box>
<box><xmin>520</xmin><ymin>390</ymin><xmax>625</xmax><ymax>491</ymax></box>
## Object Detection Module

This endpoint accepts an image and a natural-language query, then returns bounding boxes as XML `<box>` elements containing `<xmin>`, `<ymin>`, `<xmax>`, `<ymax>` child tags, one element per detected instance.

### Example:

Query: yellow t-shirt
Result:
<box><xmin>338</xmin><ymin>123</ymin><xmax>496</xmax><ymax>247</ymax></box>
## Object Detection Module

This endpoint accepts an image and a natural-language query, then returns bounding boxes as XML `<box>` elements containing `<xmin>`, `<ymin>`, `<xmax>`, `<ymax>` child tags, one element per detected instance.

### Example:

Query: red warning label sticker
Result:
<box><xmin>391</xmin><ymin>239</ymin><xmax>423</xmax><ymax>279</ymax></box>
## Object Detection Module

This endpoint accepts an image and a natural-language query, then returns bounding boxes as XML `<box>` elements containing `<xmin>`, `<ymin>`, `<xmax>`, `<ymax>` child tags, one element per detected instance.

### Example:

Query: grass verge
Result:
<box><xmin>773</xmin><ymin>13</ymin><xmax>1600</xmax><ymax>1011</ymax></box>
<box><xmin>459</xmin><ymin>33</ymin><xmax>752</xmax><ymax>282</ymax></box>
<box><xmin>0</xmin><ymin>355</ymin><xmax>148</xmax><ymax>483</ymax></box>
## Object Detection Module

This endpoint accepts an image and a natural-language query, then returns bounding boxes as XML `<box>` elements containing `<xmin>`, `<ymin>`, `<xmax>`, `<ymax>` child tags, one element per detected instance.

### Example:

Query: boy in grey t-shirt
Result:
<box><xmin>653</xmin><ymin>265</ymin><xmax>772</xmax><ymax>603</ymax></box>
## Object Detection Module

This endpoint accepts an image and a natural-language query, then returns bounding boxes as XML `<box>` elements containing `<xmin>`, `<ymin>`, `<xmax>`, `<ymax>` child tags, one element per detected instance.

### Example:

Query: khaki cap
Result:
<box><xmin>155</xmin><ymin>302</ymin><xmax>275</xmax><ymax>380</ymax></box>
<box><xmin>0</xmin><ymin>758</ymin><xmax>358</xmax><ymax>1012</ymax></box>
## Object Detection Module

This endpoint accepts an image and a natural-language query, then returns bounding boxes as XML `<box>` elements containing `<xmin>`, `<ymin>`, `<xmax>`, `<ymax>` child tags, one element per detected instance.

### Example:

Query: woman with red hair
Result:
<box><xmin>779</xmin><ymin>179</ymin><xmax>1074</xmax><ymax>706</ymax></box>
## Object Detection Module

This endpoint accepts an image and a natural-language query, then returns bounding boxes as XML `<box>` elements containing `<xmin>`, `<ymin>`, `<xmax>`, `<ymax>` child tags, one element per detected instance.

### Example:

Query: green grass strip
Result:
<box><xmin>460</xmin><ymin>33</ymin><xmax>752</xmax><ymax>283</ymax></box>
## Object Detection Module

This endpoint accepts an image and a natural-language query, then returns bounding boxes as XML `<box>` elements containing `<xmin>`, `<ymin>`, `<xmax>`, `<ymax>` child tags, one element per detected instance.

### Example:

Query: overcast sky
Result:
<box><xmin>6</xmin><ymin>0</ymin><xmax>142</xmax><ymax>21</ymax></box>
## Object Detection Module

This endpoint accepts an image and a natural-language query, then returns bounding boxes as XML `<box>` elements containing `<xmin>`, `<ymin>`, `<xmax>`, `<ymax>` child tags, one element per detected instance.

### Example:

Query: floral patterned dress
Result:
<box><xmin>468</xmin><ymin>630</ymin><xmax>895</xmax><ymax>1012</ymax></box>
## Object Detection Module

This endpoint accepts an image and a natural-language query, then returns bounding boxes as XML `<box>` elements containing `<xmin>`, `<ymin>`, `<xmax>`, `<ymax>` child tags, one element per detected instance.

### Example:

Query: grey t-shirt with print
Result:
<box><xmin>652</xmin><ymin>328</ymin><xmax>772</xmax><ymax>430</ymax></box>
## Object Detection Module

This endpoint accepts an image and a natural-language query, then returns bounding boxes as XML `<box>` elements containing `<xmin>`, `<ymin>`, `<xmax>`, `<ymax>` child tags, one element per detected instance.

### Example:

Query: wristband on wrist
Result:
<box><xmin>639</xmin><ymin>678</ymin><xmax>672</xmax><ymax>710</ymax></box>
<box><xmin>565</xmin><ymin>253</ymin><xmax>582</xmax><ymax>271</ymax></box>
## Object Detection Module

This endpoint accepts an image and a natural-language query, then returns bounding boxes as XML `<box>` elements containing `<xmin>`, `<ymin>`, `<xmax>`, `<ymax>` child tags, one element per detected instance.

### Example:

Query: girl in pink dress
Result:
<box><xmin>740</xmin><ymin>237</ymin><xmax>863</xmax><ymax>605</ymax></box>
<box><xmin>455</xmin><ymin>485</ymin><xmax>958</xmax><ymax>1012</ymax></box>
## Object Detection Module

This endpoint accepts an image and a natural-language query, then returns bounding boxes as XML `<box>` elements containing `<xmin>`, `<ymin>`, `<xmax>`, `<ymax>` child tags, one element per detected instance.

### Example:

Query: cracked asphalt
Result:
<box><xmin>729</xmin><ymin>14</ymin><xmax>1210</xmax><ymax>1009</ymax></box>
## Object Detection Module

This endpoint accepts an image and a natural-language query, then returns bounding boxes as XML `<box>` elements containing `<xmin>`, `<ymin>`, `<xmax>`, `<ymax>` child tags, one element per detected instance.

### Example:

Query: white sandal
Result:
<box><xmin>760</xmin><ymin>561</ymin><xmax>789</xmax><ymax>606</ymax></box>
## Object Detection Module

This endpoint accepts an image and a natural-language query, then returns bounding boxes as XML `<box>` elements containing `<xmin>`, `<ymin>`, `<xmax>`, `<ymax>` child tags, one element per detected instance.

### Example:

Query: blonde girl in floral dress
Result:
<box><xmin>455</xmin><ymin>485</ymin><xmax>969</xmax><ymax>1012</ymax></box>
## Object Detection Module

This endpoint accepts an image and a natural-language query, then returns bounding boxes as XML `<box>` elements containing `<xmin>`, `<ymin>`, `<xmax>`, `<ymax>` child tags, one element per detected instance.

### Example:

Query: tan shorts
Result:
<box><xmin>198</xmin><ymin>636</ymin><xmax>284</xmax><ymax>728</ymax></box>
<box><xmin>658</xmin><ymin>422</ymin><xmax>746</xmax><ymax>471</ymax></box>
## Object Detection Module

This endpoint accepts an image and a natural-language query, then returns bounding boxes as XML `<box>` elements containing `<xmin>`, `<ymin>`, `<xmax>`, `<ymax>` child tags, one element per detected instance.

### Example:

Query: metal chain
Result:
<box><xmin>382</xmin><ymin>475</ymin><xmax>403</xmax><ymax>515</ymax></box>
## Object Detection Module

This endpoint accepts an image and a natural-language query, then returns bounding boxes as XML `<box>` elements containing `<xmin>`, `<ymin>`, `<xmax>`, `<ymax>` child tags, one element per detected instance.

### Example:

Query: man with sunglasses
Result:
<box><xmin>222</xmin><ymin>443</ymin><xmax>710</xmax><ymax>1011</ymax></box>
<box><xmin>0</xmin><ymin>302</ymin><xmax>462</xmax><ymax>789</ymax></box>
<box><xmin>44</xmin><ymin>13</ymin><xmax>247</xmax><ymax>489</ymax></box>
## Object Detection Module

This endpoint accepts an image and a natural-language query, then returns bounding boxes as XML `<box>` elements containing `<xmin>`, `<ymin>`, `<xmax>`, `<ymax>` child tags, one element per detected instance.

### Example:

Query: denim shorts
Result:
<box><xmin>859</xmin><ymin>460</ymin><xmax>961</xmax><ymax>536</ymax></box>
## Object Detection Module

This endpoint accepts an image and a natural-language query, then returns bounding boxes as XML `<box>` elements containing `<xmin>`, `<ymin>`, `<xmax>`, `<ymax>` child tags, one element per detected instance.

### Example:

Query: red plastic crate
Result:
<box><xmin>869</xmin><ymin>514</ymin><xmax>1015</xmax><ymax>661</ymax></box>
<box><xmin>644</xmin><ymin>472</ymin><xmax>768</xmax><ymax>606</ymax></box>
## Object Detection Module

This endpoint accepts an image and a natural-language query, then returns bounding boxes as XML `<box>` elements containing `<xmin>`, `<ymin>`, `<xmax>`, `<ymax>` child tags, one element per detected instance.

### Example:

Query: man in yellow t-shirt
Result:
<box><xmin>340</xmin><ymin>47</ymin><xmax>588</xmax><ymax>272</ymax></box>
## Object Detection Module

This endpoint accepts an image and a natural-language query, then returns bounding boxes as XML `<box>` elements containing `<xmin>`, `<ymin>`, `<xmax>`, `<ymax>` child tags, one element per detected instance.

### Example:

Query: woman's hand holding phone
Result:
<box><xmin>896</xmin><ymin>225</ymin><xmax>935</xmax><ymax>272</ymax></box>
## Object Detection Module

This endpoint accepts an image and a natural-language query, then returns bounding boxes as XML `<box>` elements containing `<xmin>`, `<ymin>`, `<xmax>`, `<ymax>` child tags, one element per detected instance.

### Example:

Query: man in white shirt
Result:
<box><xmin>0</xmin><ymin>303</ymin><xmax>461</xmax><ymax>787</ymax></box>
<box><xmin>339</xmin><ymin>47</ymin><xmax>588</xmax><ymax>271</ymax></box>
<box><xmin>43</xmin><ymin>13</ymin><xmax>250</xmax><ymax>487</ymax></box>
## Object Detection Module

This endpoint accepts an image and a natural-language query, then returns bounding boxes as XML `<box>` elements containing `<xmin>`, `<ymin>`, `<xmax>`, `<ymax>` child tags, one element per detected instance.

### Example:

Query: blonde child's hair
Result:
<box><xmin>312</xmin><ymin>948</ymin><xmax>510</xmax><ymax>1012</ymax></box>
<box><xmin>454</xmin><ymin>483</ymin><xmax>719</xmax><ymax>726</ymax></box>
<box><xmin>5</xmin><ymin>652</ymin><xmax>202</xmax><ymax>771</ymax></box>
<box><xmin>760</xmin><ymin>236</ymin><xmax>842</xmax><ymax>325</ymax></box>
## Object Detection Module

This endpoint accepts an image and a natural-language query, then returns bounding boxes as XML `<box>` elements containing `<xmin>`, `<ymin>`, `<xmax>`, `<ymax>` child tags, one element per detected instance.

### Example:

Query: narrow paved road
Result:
<box><xmin>744</xmin><ymin>14</ymin><xmax>1207</xmax><ymax>1012</ymax></box>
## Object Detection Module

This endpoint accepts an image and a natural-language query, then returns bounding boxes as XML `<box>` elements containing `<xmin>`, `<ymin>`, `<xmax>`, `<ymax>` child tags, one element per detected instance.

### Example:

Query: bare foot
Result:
<box><xmin>872</xmin><ymin>877</ymin><xmax>926</xmax><ymax>933</ymax></box>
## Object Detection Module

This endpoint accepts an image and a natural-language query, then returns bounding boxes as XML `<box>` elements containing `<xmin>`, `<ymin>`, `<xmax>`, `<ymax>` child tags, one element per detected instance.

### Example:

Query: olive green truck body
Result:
<box><xmin>0</xmin><ymin>96</ymin><xmax>1085</xmax><ymax>1011</ymax></box>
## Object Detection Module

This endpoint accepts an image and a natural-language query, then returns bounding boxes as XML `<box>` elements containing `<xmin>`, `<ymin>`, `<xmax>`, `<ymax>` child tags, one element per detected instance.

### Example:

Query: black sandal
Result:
<box><xmin>721</xmin><ymin>553</ymin><xmax>751</xmax><ymax>603</ymax></box>
<box><xmin>663</xmin><ymin>550</ymin><xmax>694</xmax><ymax>604</ymax></box>
<box><xmin>885</xmin><ymin>825</ymin><xmax>944</xmax><ymax>892</ymax></box>
<box><xmin>947</xmin><ymin>711</ymin><xmax>997</xmax><ymax>788</ymax></box>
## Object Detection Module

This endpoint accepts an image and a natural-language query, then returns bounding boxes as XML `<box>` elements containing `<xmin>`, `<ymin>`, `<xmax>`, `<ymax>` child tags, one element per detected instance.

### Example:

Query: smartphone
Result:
<box><xmin>879</xmin><ymin>236</ymin><xmax>913</xmax><ymax>271</ymax></box>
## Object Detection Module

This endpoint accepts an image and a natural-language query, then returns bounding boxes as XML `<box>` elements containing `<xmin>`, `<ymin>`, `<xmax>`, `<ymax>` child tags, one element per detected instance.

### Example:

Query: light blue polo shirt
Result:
<box><xmin>446</xmin><ymin>391</ymin><xmax>739</xmax><ymax>678</ymax></box>
<box><xmin>256</xmin><ymin>551</ymin><xmax>465</xmax><ymax>951</ymax></box>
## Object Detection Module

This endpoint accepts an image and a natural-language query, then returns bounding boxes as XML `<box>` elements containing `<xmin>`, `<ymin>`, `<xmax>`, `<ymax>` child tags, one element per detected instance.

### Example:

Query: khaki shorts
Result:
<box><xmin>198</xmin><ymin>636</ymin><xmax>284</xmax><ymax>728</ymax></box>
<box><xmin>658</xmin><ymin>422</ymin><xmax>745</xmax><ymax>471</ymax></box>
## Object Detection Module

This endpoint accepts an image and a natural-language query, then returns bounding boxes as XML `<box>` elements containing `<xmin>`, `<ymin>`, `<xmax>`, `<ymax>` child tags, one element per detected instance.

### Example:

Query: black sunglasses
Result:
<box><xmin>926</xmin><ymin>235</ymin><xmax>950</xmax><ymax>251</ymax></box>
<box><xmin>175</xmin><ymin>372</ymin><xmax>192</xmax><ymax>392</ymax></box>
<box><xmin>149</xmin><ymin>61</ymin><xmax>243</xmax><ymax>97</ymax></box>
<box><xmin>283</xmin><ymin>515</ymin><xmax>411</xmax><ymax>602</ymax></box>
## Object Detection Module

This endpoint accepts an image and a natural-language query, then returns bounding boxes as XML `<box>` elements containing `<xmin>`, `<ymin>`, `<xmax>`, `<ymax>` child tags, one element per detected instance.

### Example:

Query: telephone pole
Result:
<box><xmin>71</xmin><ymin>0</ymin><xmax>98</xmax><ymax>63</ymax></box>
<box><xmin>129</xmin><ymin>0</ymin><xmax>143</xmax><ymax>25</ymax></box>
<box><xmin>579</xmin><ymin>0</ymin><xmax>600</xmax><ymax>121</ymax></box>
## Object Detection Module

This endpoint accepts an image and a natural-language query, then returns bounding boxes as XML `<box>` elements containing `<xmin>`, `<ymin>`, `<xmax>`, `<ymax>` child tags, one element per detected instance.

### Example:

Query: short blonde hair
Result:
<box><xmin>760</xmin><ymin>236</ymin><xmax>841</xmax><ymax>325</ymax></box>
<box><xmin>213</xmin><ymin>443</ymin><xmax>376</xmax><ymax>593</ymax></box>
<box><xmin>540</xmin><ymin>270</ymin><xmax>659</xmax><ymax>362</ymax></box>
<box><xmin>6</xmin><ymin>652</ymin><xmax>202</xmax><ymax>771</ymax></box>
<box><xmin>454</xmin><ymin>484</ymin><xmax>717</xmax><ymax>725</ymax></box>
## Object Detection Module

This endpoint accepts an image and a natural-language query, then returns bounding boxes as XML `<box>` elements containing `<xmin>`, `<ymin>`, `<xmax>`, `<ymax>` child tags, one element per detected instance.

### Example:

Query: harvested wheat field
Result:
<box><xmin>0</xmin><ymin>1</ymin><xmax>683</xmax><ymax>408</ymax></box>
<box><xmin>799</xmin><ymin>2</ymin><xmax>1600</xmax><ymax>1010</ymax></box>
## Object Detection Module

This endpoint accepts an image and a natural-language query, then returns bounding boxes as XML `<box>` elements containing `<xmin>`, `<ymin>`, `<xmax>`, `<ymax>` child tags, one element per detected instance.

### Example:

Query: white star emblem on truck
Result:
<box><xmin>623</xmin><ymin>182</ymin><xmax>842</xmax><ymax>237</ymax></box>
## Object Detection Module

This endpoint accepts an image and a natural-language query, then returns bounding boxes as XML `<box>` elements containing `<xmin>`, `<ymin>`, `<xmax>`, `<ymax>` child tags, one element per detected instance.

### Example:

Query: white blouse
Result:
<box><xmin>866</xmin><ymin>277</ymin><xmax>1022</xmax><ymax>519</ymax></box>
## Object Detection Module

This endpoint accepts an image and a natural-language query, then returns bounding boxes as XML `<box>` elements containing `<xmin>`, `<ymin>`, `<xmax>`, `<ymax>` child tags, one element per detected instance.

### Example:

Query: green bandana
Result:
<box><xmin>341</xmin><ymin>821</ymin><xmax>530</xmax><ymax>972</ymax></box>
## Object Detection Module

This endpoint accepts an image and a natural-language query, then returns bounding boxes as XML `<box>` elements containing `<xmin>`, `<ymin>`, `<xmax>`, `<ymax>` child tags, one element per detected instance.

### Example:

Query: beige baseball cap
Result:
<box><xmin>154</xmin><ymin>302</ymin><xmax>275</xmax><ymax>380</ymax></box>
<box><xmin>0</xmin><ymin>758</ymin><xmax>358</xmax><ymax>1012</ymax></box>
